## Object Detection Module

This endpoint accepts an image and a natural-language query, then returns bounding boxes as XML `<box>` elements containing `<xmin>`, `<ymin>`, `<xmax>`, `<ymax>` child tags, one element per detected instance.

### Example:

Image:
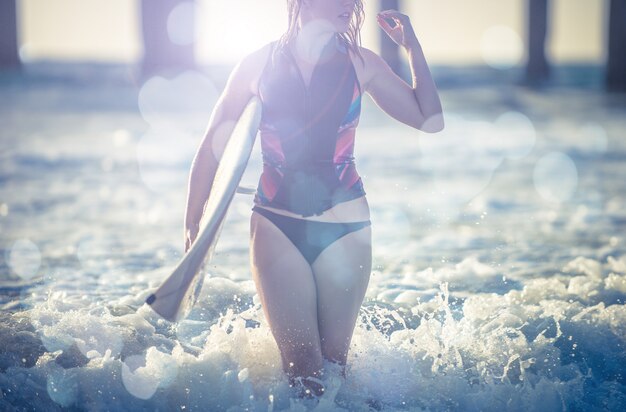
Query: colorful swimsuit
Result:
<box><xmin>253</xmin><ymin>35</ymin><xmax>367</xmax><ymax>217</ymax></box>
<box><xmin>251</xmin><ymin>35</ymin><xmax>371</xmax><ymax>265</ymax></box>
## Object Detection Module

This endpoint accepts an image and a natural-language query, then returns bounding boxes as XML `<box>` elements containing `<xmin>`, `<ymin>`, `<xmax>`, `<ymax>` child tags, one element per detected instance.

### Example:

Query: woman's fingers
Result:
<box><xmin>378</xmin><ymin>9</ymin><xmax>406</xmax><ymax>19</ymax></box>
<box><xmin>377</xmin><ymin>9</ymin><xmax>408</xmax><ymax>33</ymax></box>
<box><xmin>377</xmin><ymin>8</ymin><xmax>419</xmax><ymax>48</ymax></box>
<box><xmin>184</xmin><ymin>226</ymin><xmax>199</xmax><ymax>253</ymax></box>
<box><xmin>377</xmin><ymin>10</ymin><xmax>406</xmax><ymax>45</ymax></box>
<box><xmin>378</xmin><ymin>9</ymin><xmax>410</xmax><ymax>27</ymax></box>
<box><xmin>376</xmin><ymin>14</ymin><xmax>395</xmax><ymax>33</ymax></box>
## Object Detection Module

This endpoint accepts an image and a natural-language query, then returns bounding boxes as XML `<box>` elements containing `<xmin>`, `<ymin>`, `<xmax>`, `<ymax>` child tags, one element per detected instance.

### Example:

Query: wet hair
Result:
<box><xmin>274</xmin><ymin>0</ymin><xmax>365</xmax><ymax>64</ymax></box>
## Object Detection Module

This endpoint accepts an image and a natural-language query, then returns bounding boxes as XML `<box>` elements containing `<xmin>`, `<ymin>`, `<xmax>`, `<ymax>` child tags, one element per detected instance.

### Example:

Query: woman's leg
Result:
<box><xmin>311</xmin><ymin>225</ymin><xmax>372</xmax><ymax>374</ymax></box>
<box><xmin>249</xmin><ymin>211</ymin><xmax>325</xmax><ymax>397</ymax></box>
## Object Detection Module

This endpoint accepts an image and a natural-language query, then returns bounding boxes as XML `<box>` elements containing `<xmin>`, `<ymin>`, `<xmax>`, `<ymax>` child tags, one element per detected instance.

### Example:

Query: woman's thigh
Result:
<box><xmin>249</xmin><ymin>211</ymin><xmax>323</xmax><ymax>369</ymax></box>
<box><xmin>311</xmin><ymin>225</ymin><xmax>372</xmax><ymax>364</ymax></box>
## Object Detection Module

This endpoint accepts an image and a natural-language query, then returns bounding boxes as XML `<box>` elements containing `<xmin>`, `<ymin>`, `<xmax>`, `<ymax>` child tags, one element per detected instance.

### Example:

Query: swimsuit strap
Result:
<box><xmin>257</xmin><ymin>40</ymin><xmax>278</xmax><ymax>98</ymax></box>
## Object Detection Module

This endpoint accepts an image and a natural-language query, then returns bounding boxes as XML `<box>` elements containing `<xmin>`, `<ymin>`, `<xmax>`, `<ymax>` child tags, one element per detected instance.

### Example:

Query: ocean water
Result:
<box><xmin>1</xmin><ymin>62</ymin><xmax>625</xmax><ymax>411</ymax></box>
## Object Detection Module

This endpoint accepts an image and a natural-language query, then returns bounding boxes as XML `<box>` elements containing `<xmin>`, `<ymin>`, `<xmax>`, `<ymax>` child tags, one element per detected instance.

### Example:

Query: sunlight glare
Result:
<box><xmin>197</xmin><ymin>0</ymin><xmax>287</xmax><ymax>64</ymax></box>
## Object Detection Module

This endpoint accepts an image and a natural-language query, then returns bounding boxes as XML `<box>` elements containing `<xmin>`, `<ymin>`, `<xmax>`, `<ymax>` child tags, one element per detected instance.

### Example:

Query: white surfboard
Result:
<box><xmin>145</xmin><ymin>96</ymin><xmax>262</xmax><ymax>322</ymax></box>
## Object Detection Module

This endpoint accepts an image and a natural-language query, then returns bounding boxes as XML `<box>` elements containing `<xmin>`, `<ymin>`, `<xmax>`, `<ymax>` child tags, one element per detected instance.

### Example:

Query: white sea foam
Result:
<box><xmin>1</xmin><ymin>66</ymin><xmax>625</xmax><ymax>410</ymax></box>
<box><xmin>1</xmin><ymin>252</ymin><xmax>624</xmax><ymax>410</ymax></box>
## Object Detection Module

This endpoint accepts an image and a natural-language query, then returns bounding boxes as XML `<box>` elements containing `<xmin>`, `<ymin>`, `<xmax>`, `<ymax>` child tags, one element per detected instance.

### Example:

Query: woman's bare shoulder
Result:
<box><xmin>238</xmin><ymin>42</ymin><xmax>274</xmax><ymax>75</ymax></box>
<box><xmin>227</xmin><ymin>43</ymin><xmax>272</xmax><ymax>94</ymax></box>
<box><xmin>348</xmin><ymin>45</ymin><xmax>384</xmax><ymax>91</ymax></box>
<box><xmin>354</xmin><ymin>45</ymin><xmax>388</xmax><ymax>70</ymax></box>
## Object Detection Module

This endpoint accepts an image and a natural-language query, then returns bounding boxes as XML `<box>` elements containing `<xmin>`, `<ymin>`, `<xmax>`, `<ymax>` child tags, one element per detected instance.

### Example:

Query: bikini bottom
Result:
<box><xmin>251</xmin><ymin>205</ymin><xmax>371</xmax><ymax>266</ymax></box>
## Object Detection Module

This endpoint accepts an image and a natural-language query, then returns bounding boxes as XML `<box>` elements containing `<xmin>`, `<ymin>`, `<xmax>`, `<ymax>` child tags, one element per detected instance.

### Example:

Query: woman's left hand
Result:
<box><xmin>376</xmin><ymin>9</ymin><xmax>419</xmax><ymax>50</ymax></box>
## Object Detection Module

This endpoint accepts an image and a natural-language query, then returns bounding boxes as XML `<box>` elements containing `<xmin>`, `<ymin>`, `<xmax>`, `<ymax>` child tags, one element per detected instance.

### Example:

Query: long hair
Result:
<box><xmin>274</xmin><ymin>0</ymin><xmax>365</xmax><ymax>65</ymax></box>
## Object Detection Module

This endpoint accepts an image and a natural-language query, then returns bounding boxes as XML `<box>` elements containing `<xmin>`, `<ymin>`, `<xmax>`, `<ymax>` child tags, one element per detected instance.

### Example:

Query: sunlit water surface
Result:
<box><xmin>1</xmin><ymin>63</ymin><xmax>625</xmax><ymax>411</ymax></box>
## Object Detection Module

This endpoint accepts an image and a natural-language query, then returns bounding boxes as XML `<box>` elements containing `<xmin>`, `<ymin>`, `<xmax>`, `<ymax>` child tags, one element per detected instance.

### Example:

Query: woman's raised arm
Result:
<box><xmin>360</xmin><ymin>10</ymin><xmax>444</xmax><ymax>133</ymax></box>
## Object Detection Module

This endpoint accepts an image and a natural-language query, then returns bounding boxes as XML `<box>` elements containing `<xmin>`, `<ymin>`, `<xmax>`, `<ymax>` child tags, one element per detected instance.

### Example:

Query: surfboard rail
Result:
<box><xmin>145</xmin><ymin>96</ymin><xmax>262</xmax><ymax>322</ymax></box>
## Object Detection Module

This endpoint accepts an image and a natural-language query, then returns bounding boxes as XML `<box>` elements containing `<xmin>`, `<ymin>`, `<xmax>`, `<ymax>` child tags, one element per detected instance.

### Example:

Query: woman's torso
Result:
<box><xmin>252</xmin><ymin>35</ymin><xmax>370</xmax><ymax>223</ymax></box>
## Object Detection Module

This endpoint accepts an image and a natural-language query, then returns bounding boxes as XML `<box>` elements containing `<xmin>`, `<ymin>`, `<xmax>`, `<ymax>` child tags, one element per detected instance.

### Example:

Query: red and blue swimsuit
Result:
<box><xmin>253</xmin><ymin>35</ymin><xmax>367</xmax><ymax>217</ymax></box>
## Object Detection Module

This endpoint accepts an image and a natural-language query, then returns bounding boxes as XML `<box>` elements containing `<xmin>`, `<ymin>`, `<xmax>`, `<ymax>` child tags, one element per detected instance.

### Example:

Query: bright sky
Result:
<box><xmin>17</xmin><ymin>0</ymin><xmax>606</xmax><ymax>65</ymax></box>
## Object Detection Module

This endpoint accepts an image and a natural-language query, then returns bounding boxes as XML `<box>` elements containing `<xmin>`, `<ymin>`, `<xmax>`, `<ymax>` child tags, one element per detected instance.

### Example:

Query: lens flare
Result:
<box><xmin>167</xmin><ymin>1</ymin><xmax>197</xmax><ymax>46</ymax></box>
<box><xmin>494</xmin><ymin>111</ymin><xmax>536</xmax><ymax>159</ymax></box>
<box><xmin>76</xmin><ymin>234</ymin><xmax>117</xmax><ymax>272</ymax></box>
<box><xmin>579</xmin><ymin>122</ymin><xmax>608</xmax><ymax>154</ymax></box>
<box><xmin>121</xmin><ymin>354</ymin><xmax>159</xmax><ymax>400</ymax></box>
<box><xmin>121</xmin><ymin>348</ymin><xmax>179</xmax><ymax>400</ymax></box>
<box><xmin>136</xmin><ymin>126</ymin><xmax>193</xmax><ymax>193</ymax></box>
<box><xmin>137</xmin><ymin>71</ymin><xmax>218</xmax><ymax>127</ymax></box>
<box><xmin>533</xmin><ymin>152</ymin><xmax>578</xmax><ymax>203</ymax></box>
<box><xmin>7</xmin><ymin>239</ymin><xmax>41</xmax><ymax>280</ymax></box>
<box><xmin>480</xmin><ymin>25</ymin><xmax>523</xmax><ymax>69</ymax></box>
<box><xmin>46</xmin><ymin>368</ymin><xmax>78</xmax><ymax>407</ymax></box>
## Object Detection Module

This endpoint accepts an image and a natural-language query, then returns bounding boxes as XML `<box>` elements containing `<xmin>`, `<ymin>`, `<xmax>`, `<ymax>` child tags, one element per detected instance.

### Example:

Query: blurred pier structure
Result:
<box><xmin>521</xmin><ymin>0</ymin><xmax>626</xmax><ymax>92</ymax></box>
<box><xmin>0</xmin><ymin>0</ymin><xmax>20</xmax><ymax>70</ymax></box>
<box><xmin>606</xmin><ymin>0</ymin><xmax>626</xmax><ymax>92</ymax></box>
<box><xmin>379</xmin><ymin>0</ymin><xmax>401</xmax><ymax>76</ymax></box>
<box><xmin>140</xmin><ymin>0</ymin><xmax>197</xmax><ymax>79</ymax></box>
<box><xmin>524</xmin><ymin>0</ymin><xmax>550</xmax><ymax>85</ymax></box>
<box><xmin>0</xmin><ymin>0</ymin><xmax>624</xmax><ymax>93</ymax></box>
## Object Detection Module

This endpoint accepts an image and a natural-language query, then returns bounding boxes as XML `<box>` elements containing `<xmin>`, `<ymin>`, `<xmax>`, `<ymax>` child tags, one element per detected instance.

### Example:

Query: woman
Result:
<box><xmin>184</xmin><ymin>0</ymin><xmax>443</xmax><ymax>400</ymax></box>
